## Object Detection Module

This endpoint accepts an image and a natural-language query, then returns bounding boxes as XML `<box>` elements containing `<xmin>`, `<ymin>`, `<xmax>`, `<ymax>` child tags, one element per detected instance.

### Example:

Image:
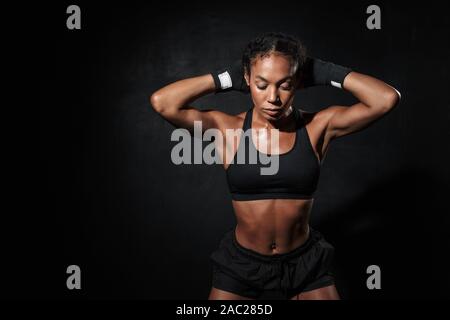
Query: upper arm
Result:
<box><xmin>322</xmin><ymin>101</ymin><xmax>395</xmax><ymax>141</ymax></box>
<box><xmin>155</xmin><ymin>105</ymin><xmax>235</xmax><ymax>134</ymax></box>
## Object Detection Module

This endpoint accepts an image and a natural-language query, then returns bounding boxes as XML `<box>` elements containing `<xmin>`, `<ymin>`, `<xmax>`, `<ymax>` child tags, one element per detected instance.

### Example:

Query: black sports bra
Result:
<box><xmin>226</xmin><ymin>107</ymin><xmax>321</xmax><ymax>201</ymax></box>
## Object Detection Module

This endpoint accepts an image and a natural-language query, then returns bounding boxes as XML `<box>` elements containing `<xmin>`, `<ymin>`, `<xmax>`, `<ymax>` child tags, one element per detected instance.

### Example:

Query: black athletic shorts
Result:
<box><xmin>210</xmin><ymin>227</ymin><xmax>335</xmax><ymax>300</ymax></box>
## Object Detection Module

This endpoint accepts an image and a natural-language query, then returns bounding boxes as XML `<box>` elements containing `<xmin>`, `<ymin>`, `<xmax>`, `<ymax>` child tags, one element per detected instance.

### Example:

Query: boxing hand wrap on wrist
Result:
<box><xmin>212</xmin><ymin>69</ymin><xmax>233</xmax><ymax>92</ymax></box>
<box><xmin>211</xmin><ymin>60</ymin><xmax>249</xmax><ymax>94</ymax></box>
<box><xmin>304</xmin><ymin>57</ymin><xmax>352</xmax><ymax>90</ymax></box>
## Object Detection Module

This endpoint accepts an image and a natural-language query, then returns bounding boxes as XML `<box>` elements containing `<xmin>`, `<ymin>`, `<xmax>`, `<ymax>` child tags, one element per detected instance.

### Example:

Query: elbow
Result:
<box><xmin>149</xmin><ymin>91</ymin><xmax>181</xmax><ymax>121</ymax></box>
<box><xmin>150</xmin><ymin>92</ymin><xmax>176</xmax><ymax>118</ymax></box>
<box><xmin>149</xmin><ymin>92</ymin><xmax>164</xmax><ymax>114</ymax></box>
<box><xmin>150</xmin><ymin>91</ymin><xmax>178</xmax><ymax>118</ymax></box>
<box><xmin>380</xmin><ymin>87</ymin><xmax>401</xmax><ymax>112</ymax></box>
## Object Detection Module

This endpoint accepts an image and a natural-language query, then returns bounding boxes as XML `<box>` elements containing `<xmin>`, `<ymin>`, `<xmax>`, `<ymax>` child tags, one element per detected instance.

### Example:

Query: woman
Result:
<box><xmin>150</xmin><ymin>32</ymin><xmax>400</xmax><ymax>300</ymax></box>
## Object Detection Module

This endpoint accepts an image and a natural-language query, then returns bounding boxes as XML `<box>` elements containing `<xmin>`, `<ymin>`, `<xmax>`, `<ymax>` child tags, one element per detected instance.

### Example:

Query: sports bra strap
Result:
<box><xmin>242</xmin><ymin>108</ymin><xmax>252</xmax><ymax>131</ymax></box>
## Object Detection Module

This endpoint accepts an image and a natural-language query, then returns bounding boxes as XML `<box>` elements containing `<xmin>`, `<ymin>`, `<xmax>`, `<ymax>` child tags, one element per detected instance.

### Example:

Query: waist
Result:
<box><xmin>232</xmin><ymin>225</ymin><xmax>320</xmax><ymax>260</ymax></box>
<box><xmin>232</xmin><ymin>197</ymin><xmax>313</xmax><ymax>254</ymax></box>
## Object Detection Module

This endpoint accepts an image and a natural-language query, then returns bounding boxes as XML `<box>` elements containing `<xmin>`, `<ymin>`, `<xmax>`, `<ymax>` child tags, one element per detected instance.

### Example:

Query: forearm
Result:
<box><xmin>150</xmin><ymin>74</ymin><xmax>216</xmax><ymax>115</ymax></box>
<box><xmin>342</xmin><ymin>71</ymin><xmax>400</xmax><ymax>111</ymax></box>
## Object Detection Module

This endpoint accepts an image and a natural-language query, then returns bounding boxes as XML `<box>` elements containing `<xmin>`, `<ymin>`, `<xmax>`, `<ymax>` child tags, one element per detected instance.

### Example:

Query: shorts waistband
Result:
<box><xmin>231</xmin><ymin>226</ymin><xmax>320</xmax><ymax>263</ymax></box>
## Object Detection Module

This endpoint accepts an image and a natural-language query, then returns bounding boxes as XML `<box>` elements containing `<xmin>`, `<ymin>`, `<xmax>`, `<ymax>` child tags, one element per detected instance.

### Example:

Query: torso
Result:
<box><xmin>216</xmin><ymin>107</ymin><xmax>332</xmax><ymax>255</ymax></box>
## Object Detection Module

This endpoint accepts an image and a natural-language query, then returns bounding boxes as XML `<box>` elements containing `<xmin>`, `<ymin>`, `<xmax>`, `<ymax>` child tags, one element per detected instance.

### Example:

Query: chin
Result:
<box><xmin>260</xmin><ymin>107</ymin><xmax>289</xmax><ymax>120</ymax></box>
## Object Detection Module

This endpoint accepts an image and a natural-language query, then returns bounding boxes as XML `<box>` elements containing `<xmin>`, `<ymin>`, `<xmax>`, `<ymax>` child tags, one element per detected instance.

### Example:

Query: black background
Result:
<box><xmin>27</xmin><ymin>1</ymin><xmax>450</xmax><ymax>300</ymax></box>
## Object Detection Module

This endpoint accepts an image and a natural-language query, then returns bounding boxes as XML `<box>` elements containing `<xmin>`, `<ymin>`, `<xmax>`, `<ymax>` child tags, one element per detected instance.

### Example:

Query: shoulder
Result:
<box><xmin>298</xmin><ymin>107</ymin><xmax>340</xmax><ymax>129</ymax></box>
<box><xmin>298</xmin><ymin>108</ymin><xmax>329</xmax><ymax>127</ymax></box>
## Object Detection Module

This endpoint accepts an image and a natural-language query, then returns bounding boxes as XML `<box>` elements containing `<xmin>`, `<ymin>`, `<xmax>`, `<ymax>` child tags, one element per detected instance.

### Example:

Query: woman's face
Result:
<box><xmin>244</xmin><ymin>52</ymin><xmax>298</xmax><ymax>121</ymax></box>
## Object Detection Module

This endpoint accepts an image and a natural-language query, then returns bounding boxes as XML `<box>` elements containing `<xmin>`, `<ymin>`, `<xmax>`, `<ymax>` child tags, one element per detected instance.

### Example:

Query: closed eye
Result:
<box><xmin>256</xmin><ymin>84</ymin><xmax>292</xmax><ymax>90</ymax></box>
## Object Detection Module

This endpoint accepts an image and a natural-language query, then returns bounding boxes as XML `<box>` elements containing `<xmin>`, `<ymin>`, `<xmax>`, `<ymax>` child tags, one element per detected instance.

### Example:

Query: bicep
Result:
<box><xmin>324</xmin><ymin>103</ymin><xmax>391</xmax><ymax>140</ymax></box>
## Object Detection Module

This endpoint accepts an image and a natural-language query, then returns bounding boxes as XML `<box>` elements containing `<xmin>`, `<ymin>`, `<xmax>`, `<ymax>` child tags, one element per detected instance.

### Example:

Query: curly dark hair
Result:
<box><xmin>242</xmin><ymin>32</ymin><xmax>307</xmax><ymax>82</ymax></box>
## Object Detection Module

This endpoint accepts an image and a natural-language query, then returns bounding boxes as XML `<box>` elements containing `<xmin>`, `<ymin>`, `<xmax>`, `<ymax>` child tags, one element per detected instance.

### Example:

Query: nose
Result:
<box><xmin>267</xmin><ymin>87</ymin><xmax>280</xmax><ymax>104</ymax></box>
